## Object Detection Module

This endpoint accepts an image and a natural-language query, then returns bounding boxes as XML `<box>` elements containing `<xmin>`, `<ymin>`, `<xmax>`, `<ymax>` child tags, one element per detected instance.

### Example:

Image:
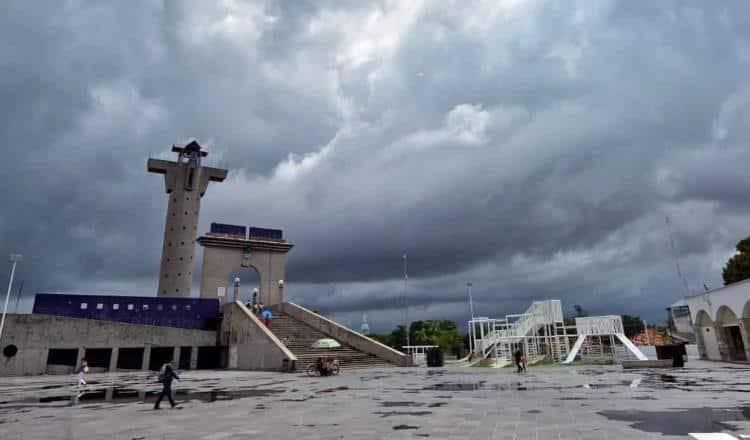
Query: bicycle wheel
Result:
<box><xmin>306</xmin><ymin>364</ymin><xmax>318</xmax><ymax>376</ymax></box>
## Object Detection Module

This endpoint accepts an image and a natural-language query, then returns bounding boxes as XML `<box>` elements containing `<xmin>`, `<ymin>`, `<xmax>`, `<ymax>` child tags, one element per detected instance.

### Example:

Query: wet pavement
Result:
<box><xmin>1</xmin><ymin>360</ymin><xmax>750</xmax><ymax>439</ymax></box>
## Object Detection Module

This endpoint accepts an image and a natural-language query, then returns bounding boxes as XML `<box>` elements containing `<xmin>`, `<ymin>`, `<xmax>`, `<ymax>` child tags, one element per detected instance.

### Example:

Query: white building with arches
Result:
<box><xmin>684</xmin><ymin>279</ymin><xmax>750</xmax><ymax>362</ymax></box>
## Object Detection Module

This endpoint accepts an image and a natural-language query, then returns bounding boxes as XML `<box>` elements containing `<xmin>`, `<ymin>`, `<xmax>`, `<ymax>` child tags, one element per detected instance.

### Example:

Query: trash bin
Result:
<box><xmin>426</xmin><ymin>347</ymin><xmax>444</xmax><ymax>367</ymax></box>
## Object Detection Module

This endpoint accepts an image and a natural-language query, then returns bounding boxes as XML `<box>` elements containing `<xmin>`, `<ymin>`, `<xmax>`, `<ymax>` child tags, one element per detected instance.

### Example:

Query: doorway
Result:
<box><xmin>724</xmin><ymin>325</ymin><xmax>747</xmax><ymax>361</ymax></box>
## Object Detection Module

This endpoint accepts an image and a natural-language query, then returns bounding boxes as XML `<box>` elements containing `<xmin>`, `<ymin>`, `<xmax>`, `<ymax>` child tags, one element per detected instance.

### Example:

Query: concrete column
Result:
<box><xmin>740</xmin><ymin>319</ymin><xmax>750</xmax><ymax>361</ymax></box>
<box><xmin>190</xmin><ymin>346</ymin><xmax>198</xmax><ymax>369</ymax></box>
<box><xmin>694</xmin><ymin>324</ymin><xmax>707</xmax><ymax>360</ymax></box>
<box><xmin>714</xmin><ymin>322</ymin><xmax>730</xmax><ymax>361</ymax></box>
<box><xmin>109</xmin><ymin>347</ymin><xmax>119</xmax><ymax>372</ymax></box>
<box><xmin>142</xmin><ymin>345</ymin><xmax>152</xmax><ymax>371</ymax></box>
<box><xmin>173</xmin><ymin>346</ymin><xmax>181</xmax><ymax>366</ymax></box>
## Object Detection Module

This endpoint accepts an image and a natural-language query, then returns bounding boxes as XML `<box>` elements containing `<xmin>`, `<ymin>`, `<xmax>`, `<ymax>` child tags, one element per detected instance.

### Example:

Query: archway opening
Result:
<box><xmin>696</xmin><ymin>310</ymin><xmax>713</xmax><ymax>327</ymax></box>
<box><xmin>226</xmin><ymin>266</ymin><xmax>261</xmax><ymax>306</ymax></box>
<box><xmin>696</xmin><ymin>310</ymin><xmax>720</xmax><ymax>360</ymax></box>
<box><xmin>716</xmin><ymin>306</ymin><xmax>745</xmax><ymax>361</ymax></box>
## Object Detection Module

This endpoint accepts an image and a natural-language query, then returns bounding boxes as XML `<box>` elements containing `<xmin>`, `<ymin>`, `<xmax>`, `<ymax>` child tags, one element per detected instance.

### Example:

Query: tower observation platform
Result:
<box><xmin>148</xmin><ymin>141</ymin><xmax>227</xmax><ymax>298</ymax></box>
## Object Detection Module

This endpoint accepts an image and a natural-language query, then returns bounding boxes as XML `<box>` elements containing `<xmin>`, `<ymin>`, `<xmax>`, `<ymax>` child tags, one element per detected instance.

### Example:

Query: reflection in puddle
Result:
<box><xmin>599</xmin><ymin>407</ymin><xmax>750</xmax><ymax>436</ymax></box>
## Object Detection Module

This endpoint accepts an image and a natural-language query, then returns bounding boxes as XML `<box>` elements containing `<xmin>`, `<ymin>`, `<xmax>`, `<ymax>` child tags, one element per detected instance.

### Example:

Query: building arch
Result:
<box><xmin>695</xmin><ymin>310</ymin><xmax>713</xmax><ymax>327</ymax></box>
<box><xmin>743</xmin><ymin>300</ymin><xmax>750</xmax><ymax>319</ymax></box>
<box><xmin>716</xmin><ymin>305</ymin><xmax>739</xmax><ymax>326</ymax></box>
<box><xmin>197</xmin><ymin>225</ymin><xmax>293</xmax><ymax>306</ymax></box>
<box><xmin>715</xmin><ymin>305</ymin><xmax>746</xmax><ymax>361</ymax></box>
<box><xmin>695</xmin><ymin>309</ymin><xmax>721</xmax><ymax>360</ymax></box>
<box><xmin>226</xmin><ymin>266</ymin><xmax>261</xmax><ymax>305</ymax></box>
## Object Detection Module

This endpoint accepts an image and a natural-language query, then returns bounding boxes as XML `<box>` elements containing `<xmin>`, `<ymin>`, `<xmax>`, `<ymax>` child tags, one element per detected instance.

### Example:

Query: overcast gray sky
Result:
<box><xmin>1</xmin><ymin>0</ymin><xmax>749</xmax><ymax>332</ymax></box>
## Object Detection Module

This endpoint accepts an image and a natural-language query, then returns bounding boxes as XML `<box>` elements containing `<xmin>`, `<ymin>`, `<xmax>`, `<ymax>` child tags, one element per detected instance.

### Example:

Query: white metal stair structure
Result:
<box><xmin>469</xmin><ymin>300</ymin><xmax>571</xmax><ymax>364</ymax></box>
<box><xmin>561</xmin><ymin>316</ymin><xmax>647</xmax><ymax>364</ymax></box>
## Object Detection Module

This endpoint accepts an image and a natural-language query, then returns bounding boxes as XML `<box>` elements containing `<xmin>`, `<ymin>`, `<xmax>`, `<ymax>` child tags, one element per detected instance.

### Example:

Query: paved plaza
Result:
<box><xmin>1</xmin><ymin>361</ymin><xmax>750</xmax><ymax>439</ymax></box>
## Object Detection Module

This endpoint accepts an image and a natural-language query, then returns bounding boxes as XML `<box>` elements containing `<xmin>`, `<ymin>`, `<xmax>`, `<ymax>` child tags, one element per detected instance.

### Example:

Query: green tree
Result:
<box><xmin>573</xmin><ymin>304</ymin><xmax>587</xmax><ymax>318</ymax></box>
<box><xmin>722</xmin><ymin>236</ymin><xmax>750</xmax><ymax>285</ymax></box>
<box><xmin>621</xmin><ymin>314</ymin><xmax>645</xmax><ymax>338</ymax></box>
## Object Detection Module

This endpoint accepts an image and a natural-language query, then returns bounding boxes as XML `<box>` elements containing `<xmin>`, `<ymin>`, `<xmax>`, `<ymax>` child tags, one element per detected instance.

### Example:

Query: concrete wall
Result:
<box><xmin>0</xmin><ymin>314</ymin><xmax>216</xmax><ymax>376</ymax></box>
<box><xmin>219</xmin><ymin>301</ymin><xmax>297</xmax><ymax>371</ymax></box>
<box><xmin>279</xmin><ymin>302</ymin><xmax>409</xmax><ymax>366</ymax></box>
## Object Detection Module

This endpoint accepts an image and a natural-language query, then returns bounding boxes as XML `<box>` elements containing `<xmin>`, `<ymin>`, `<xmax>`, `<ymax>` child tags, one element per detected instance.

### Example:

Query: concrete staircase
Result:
<box><xmin>270</xmin><ymin>312</ymin><xmax>394</xmax><ymax>370</ymax></box>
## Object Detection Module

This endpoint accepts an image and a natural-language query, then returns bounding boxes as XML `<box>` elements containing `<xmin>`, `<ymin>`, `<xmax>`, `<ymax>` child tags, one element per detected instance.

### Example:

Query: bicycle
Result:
<box><xmin>306</xmin><ymin>358</ymin><xmax>341</xmax><ymax>376</ymax></box>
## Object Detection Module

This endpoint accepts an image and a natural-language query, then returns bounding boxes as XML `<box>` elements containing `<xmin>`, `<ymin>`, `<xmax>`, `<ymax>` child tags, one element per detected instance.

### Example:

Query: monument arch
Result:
<box><xmin>197</xmin><ymin>223</ymin><xmax>293</xmax><ymax>306</ymax></box>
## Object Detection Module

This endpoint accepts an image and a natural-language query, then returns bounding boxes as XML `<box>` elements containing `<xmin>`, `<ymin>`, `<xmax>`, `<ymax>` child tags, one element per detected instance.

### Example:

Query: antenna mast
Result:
<box><xmin>665</xmin><ymin>216</ymin><xmax>689</xmax><ymax>296</ymax></box>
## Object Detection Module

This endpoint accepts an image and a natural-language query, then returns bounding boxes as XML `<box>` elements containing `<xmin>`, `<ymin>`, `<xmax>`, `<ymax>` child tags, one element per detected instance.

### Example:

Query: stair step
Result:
<box><xmin>269</xmin><ymin>311</ymin><xmax>394</xmax><ymax>371</ymax></box>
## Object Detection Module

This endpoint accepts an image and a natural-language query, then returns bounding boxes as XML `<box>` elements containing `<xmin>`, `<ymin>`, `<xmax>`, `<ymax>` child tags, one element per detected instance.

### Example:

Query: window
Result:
<box><xmin>112</xmin><ymin>304</ymin><xmax>119</xmax><ymax>311</ymax></box>
<box><xmin>157</xmin><ymin>304</ymin><xmax>164</xmax><ymax>311</ymax></box>
<box><xmin>96</xmin><ymin>303</ymin><xmax>104</xmax><ymax>310</ymax></box>
<box><xmin>171</xmin><ymin>304</ymin><xmax>177</xmax><ymax>311</ymax></box>
<box><xmin>80</xmin><ymin>303</ymin><xmax>88</xmax><ymax>310</ymax></box>
<box><xmin>185</xmin><ymin>305</ymin><xmax>192</xmax><ymax>311</ymax></box>
<box><xmin>127</xmin><ymin>304</ymin><xmax>134</xmax><ymax>310</ymax></box>
<box><xmin>143</xmin><ymin>304</ymin><xmax>149</xmax><ymax>311</ymax></box>
<box><xmin>672</xmin><ymin>306</ymin><xmax>691</xmax><ymax>318</ymax></box>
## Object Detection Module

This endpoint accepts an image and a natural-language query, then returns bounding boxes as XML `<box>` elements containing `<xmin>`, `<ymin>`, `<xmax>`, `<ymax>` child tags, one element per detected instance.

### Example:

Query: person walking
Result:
<box><xmin>514</xmin><ymin>349</ymin><xmax>523</xmax><ymax>373</ymax></box>
<box><xmin>77</xmin><ymin>358</ymin><xmax>89</xmax><ymax>388</ymax></box>
<box><xmin>261</xmin><ymin>307</ymin><xmax>273</xmax><ymax>327</ymax></box>
<box><xmin>154</xmin><ymin>357</ymin><xmax>180</xmax><ymax>410</ymax></box>
<box><xmin>521</xmin><ymin>354</ymin><xmax>527</xmax><ymax>372</ymax></box>
<box><xmin>73</xmin><ymin>358</ymin><xmax>89</xmax><ymax>405</ymax></box>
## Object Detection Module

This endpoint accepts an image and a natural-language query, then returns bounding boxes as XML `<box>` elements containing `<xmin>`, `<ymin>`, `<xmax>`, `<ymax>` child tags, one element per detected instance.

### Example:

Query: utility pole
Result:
<box><xmin>665</xmin><ymin>216</ymin><xmax>689</xmax><ymax>296</ymax></box>
<box><xmin>403</xmin><ymin>254</ymin><xmax>410</xmax><ymax>353</ymax></box>
<box><xmin>467</xmin><ymin>281</ymin><xmax>475</xmax><ymax>319</ymax></box>
<box><xmin>13</xmin><ymin>280</ymin><xmax>24</xmax><ymax>313</ymax></box>
<box><xmin>0</xmin><ymin>254</ymin><xmax>22</xmax><ymax>343</ymax></box>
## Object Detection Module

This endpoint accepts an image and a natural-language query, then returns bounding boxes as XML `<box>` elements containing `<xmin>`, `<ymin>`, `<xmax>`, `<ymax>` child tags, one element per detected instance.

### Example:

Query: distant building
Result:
<box><xmin>666</xmin><ymin>299</ymin><xmax>695</xmax><ymax>342</ymax></box>
<box><xmin>684</xmin><ymin>279</ymin><xmax>750</xmax><ymax>362</ymax></box>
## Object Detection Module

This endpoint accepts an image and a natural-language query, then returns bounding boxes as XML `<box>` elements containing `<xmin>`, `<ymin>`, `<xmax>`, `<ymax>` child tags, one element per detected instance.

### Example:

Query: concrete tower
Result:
<box><xmin>148</xmin><ymin>141</ymin><xmax>227</xmax><ymax>297</ymax></box>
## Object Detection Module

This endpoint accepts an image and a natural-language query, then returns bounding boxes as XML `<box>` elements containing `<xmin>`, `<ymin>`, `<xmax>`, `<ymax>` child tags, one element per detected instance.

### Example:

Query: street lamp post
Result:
<box><xmin>0</xmin><ymin>254</ymin><xmax>22</xmax><ymax>343</ymax></box>
<box><xmin>233</xmin><ymin>276</ymin><xmax>241</xmax><ymax>302</ymax></box>
<box><xmin>403</xmin><ymin>254</ymin><xmax>410</xmax><ymax>355</ymax></box>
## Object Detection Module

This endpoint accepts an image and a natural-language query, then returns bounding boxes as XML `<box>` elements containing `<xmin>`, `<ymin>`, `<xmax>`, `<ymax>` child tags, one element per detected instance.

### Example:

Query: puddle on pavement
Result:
<box><xmin>0</xmin><ymin>387</ymin><xmax>284</xmax><ymax>411</ymax></box>
<box><xmin>599</xmin><ymin>406</ymin><xmax>750</xmax><ymax>436</ymax></box>
<box><xmin>374</xmin><ymin>411</ymin><xmax>433</xmax><ymax>418</ymax></box>
<box><xmin>380</xmin><ymin>401</ymin><xmax>425</xmax><ymax>407</ymax></box>
<box><xmin>316</xmin><ymin>386</ymin><xmax>349</xmax><ymax>394</ymax></box>
<box><xmin>393</xmin><ymin>424</ymin><xmax>420</xmax><ymax>430</ymax></box>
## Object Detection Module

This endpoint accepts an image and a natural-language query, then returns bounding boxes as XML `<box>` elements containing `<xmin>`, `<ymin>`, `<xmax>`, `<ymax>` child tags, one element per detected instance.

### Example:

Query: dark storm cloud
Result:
<box><xmin>1</xmin><ymin>1</ymin><xmax>750</xmax><ymax>331</ymax></box>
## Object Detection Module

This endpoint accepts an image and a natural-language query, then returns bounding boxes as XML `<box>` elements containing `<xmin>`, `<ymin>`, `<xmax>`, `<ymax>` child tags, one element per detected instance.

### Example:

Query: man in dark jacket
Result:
<box><xmin>154</xmin><ymin>357</ymin><xmax>180</xmax><ymax>409</ymax></box>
